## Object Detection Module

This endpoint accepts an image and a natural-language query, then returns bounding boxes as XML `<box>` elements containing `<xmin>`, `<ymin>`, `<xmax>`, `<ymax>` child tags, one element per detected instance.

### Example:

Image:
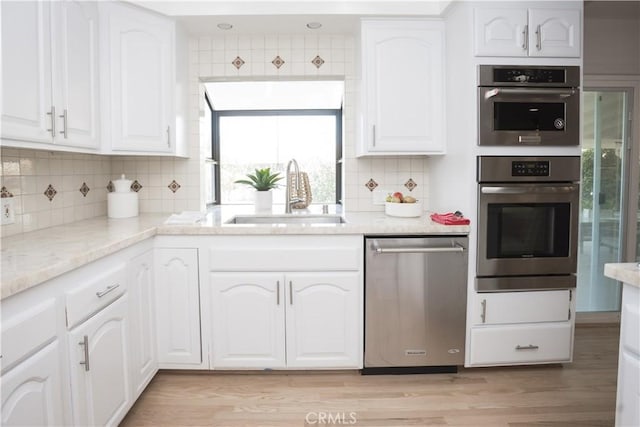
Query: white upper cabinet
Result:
<box><xmin>474</xmin><ymin>7</ymin><xmax>581</xmax><ymax>58</ymax></box>
<box><xmin>52</xmin><ymin>0</ymin><xmax>101</xmax><ymax>149</ymax></box>
<box><xmin>1</xmin><ymin>0</ymin><xmax>100</xmax><ymax>150</ymax></box>
<box><xmin>99</xmin><ymin>2</ymin><xmax>188</xmax><ymax>156</ymax></box>
<box><xmin>359</xmin><ymin>19</ymin><xmax>445</xmax><ymax>156</ymax></box>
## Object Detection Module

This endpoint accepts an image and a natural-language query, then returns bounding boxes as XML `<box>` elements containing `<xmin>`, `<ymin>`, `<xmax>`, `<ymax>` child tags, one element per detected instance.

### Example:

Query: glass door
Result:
<box><xmin>577</xmin><ymin>89</ymin><xmax>633</xmax><ymax>312</ymax></box>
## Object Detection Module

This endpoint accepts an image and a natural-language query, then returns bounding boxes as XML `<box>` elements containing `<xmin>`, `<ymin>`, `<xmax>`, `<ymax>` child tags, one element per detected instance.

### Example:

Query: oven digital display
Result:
<box><xmin>493</xmin><ymin>68</ymin><xmax>566</xmax><ymax>84</ymax></box>
<box><xmin>511</xmin><ymin>161</ymin><xmax>550</xmax><ymax>177</ymax></box>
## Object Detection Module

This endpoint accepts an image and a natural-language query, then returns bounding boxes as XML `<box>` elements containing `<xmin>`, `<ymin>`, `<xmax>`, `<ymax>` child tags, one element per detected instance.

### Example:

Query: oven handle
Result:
<box><xmin>481</xmin><ymin>185</ymin><xmax>578</xmax><ymax>195</ymax></box>
<box><xmin>484</xmin><ymin>88</ymin><xmax>576</xmax><ymax>100</ymax></box>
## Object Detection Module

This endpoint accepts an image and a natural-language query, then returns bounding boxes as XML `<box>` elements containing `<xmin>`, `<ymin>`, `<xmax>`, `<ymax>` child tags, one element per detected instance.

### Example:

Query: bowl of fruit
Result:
<box><xmin>385</xmin><ymin>192</ymin><xmax>423</xmax><ymax>217</ymax></box>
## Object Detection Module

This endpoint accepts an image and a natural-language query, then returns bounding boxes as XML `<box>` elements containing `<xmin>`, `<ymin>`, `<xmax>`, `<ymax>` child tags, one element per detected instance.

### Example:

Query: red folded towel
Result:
<box><xmin>430</xmin><ymin>212</ymin><xmax>470</xmax><ymax>225</ymax></box>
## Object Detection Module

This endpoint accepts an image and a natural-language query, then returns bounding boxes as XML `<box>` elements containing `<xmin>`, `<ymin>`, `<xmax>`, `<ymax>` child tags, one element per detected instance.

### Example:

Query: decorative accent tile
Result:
<box><xmin>365</xmin><ymin>178</ymin><xmax>378</xmax><ymax>192</ymax></box>
<box><xmin>0</xmin><ymin>186</ymin><xmax>13</xmax><ymax>198</ymax></box>
<box><xmin>311</xmin><ymin>55</ymin><xmax>325</xmax><ymax>69</ymax></box>
<box><xmin>404</xmin><ymin>178</ymin><xmax>417</xmax><ymax>192</ymax></box>
<box><xmin>232</xmin><ymin>56</ymin><xmax>245</xmax><ymax>69</ymax></box>
<box><xmin>79</xmin><ymin>182</ymin><xmax>90</xmax><ymax>197</ymax></box>
<box><xmin>168</xmin><ymin>180</ymin><xmax>181</xmax><ymax>193</ymax></box>
<box><xmin>131</xmin><ymin>180</ymin><xmax>142</xmax><ymax>193</ymax></box>
<box><xmin>271</xmin><ymin>55</ymin><xmax>285</xmax><ymax>69</ymax></box>
<box><xmin>44</xmin><ymin>184</ymin><xmax>57</xmax><ymax>201</ymax></box>
<box><xmin>107</xmin><ymin>181</ymin><xmax>115</xmax><ymax>193</ymax></box>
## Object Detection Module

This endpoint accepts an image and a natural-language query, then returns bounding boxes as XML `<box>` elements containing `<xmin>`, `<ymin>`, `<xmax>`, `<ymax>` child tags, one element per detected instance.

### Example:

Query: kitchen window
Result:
<box><xmin>204</xmin><ymin>81</ymin><xmax>344</xmax><ymax>206</ymax></box>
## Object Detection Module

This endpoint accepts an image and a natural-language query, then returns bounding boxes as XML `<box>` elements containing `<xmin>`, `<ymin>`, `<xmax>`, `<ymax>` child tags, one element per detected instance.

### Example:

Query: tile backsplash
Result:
<box><xmin>0</xmin><ymin>148</ymin><xmax>111</xmax><ymax>237</ymax></box>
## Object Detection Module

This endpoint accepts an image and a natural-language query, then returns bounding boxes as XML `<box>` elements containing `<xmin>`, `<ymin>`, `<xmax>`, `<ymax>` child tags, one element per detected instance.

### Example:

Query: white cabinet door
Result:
<box><xmin>68</xmin><ymin>296</ymin><xmax>130</xmax><ymax>427</ymax></box>
<box><xmin>1</xmin><ymin>341</ymin><xmax>66</xmax><ymax>426</ymax></box>
<box><xmin>474</xmin><ymin>8</ymin><xmax>528</xmax><ymax>57</ymax></box>
<box><xmin>155</xmin><ymin>248</ymin><xmax>201</xmax><ymax>366</ymax></box>
<box><xmin>51</xmin><ymin>0</ymin><xmax>100</xmax><ymax>149</ymax></box>
<box><xmin>210</xmin><ymin>273</ymin><xmax>286</xmax><ymax>368</ymax></box>
<box><xmin>1</xmin><ymin>1</ymin><xmax>54</xmax><ymax>144</ymax></box>
<box><xmin>102</xmin><ymin>2</ymin><xmax>173</xmax><ymax>153</ymax></box>
<box><xmin>127</xmin><ymin>250</ymin><xmax>157</xmax><ymax>397</ymax></box>
<box><xmin>474</xmin><ymin>7</ymin><xmax>581</xmax><ymax>58</ymax></box>
<box><xmin>528</xmin><ymin>9</ymin><xmax>581</xmax><ymax>58</ymax></box>
<box><xmin>285</xmin><ymin>272</ymin><xmax>361</xmax><ymax>369</ymax></box>
<box><xmin>360</xmin><ymin>20</ymin><xmax>445</xmax><ymax>155</ymax></box>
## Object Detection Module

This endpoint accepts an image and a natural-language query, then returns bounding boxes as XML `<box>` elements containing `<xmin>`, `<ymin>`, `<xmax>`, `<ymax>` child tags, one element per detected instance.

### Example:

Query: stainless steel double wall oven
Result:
<box><xmin>476</xmin><ymin>156</ymin><xmax>581</xmax><ymax>292</ymax></box>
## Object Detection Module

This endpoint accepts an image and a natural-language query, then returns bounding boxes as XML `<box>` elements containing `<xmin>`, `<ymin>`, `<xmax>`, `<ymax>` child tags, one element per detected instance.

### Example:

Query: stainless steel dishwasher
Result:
<box><xmin>364</xmin><ymin>236</ymin><xmax>468</xmax><ymax>374</ymax></box>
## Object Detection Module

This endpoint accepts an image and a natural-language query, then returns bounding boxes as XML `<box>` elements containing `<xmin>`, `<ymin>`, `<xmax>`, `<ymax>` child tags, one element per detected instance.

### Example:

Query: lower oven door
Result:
<box><xmin>477</xmin><ymin>183</ymin><xmax>579</xmax><ymax>277</ymax></box>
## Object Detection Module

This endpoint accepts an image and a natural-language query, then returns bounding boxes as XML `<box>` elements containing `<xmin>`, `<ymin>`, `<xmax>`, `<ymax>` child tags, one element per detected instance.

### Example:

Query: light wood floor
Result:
<box><xmin>121</xmin><ymin>325</ymin><xmax>620</xmax><ymax>426</ymax></box>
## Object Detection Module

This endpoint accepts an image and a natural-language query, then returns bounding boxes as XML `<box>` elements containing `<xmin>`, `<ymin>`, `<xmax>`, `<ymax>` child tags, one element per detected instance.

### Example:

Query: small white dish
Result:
<box><xmin>385</xmin><ymin>201</ymin><xmax>423</xmax><ymax>217</ymax></box>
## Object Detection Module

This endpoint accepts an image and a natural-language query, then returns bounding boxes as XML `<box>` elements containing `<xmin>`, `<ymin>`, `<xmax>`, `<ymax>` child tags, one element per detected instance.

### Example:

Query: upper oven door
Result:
<box><xmin>478</xmin><ymin>87</ymin><xmax>580</xmax><ymax>146</ymax></box>
<box><xmin>477</xmin><ymin>183</ymin><xmax>580</xmax><ymax>277</ymax></box>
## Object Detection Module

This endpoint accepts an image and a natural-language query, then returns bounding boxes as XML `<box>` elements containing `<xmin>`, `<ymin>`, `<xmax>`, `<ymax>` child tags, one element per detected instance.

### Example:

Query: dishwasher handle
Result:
<box><xmin>372</xmin><ymin>242</ymin><xmax>466</xmax><ymax>254</ymax></box>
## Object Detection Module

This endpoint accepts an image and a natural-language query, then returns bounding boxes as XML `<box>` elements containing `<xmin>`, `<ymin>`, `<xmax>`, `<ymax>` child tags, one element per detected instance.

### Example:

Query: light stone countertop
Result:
<box><xmin>1</xmin><ymin>206</ymin><xmax>469</xmax><ymax>300</ymax></box>
<box><xmin>604</xmin><ymin>263</ymin><xmax>640</xmax><ymax>288</ymax></box>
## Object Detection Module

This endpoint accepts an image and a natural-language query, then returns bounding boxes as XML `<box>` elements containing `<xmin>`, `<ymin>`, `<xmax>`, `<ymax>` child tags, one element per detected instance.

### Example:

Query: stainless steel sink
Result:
<box><xmin>225</xmin><ymin>214</ymin><xmax>346</xmax><ymax>225</ymax></box>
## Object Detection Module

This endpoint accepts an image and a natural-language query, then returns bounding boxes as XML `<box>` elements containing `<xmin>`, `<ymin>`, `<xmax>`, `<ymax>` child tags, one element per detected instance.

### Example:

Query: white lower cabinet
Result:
<box><xmin>1</xmin><ymin>341</ymin><xmax>66</xmax><ymax>426</ymax></box>
<box><xmin>286</xmin><ymin>273</ymin><xmax>361</xmax><ymax>369</ymax></box>
<box><xmin>470</xmin><ymin>323</ymin><xmax>572</xmax><ymax>365</ymax></box>
<box><xmin>1</xmin><ymin>294</ymin><xmax>69</xmax><ymax>427</ymax></box>
<box><xmin>210</xmin><ymin>271</ymin><xmax>361</xmax><ymax>369</ymax></box>
<box><xmin>210</xmin><ymin>273</ymin><xmax>286</xmax><ymax>368</ymax></box>
<box><xmin>468</xmin><ymin>290</ymin><xmax>575</xmax><ymax>366</ymax></box>
<box><xmin>68</xmin><ymin>295</ymin><xmax>130</xmax><ymax>427</ymax></box>
<box><xmin>208</xmin><ymin>235</ymin><xmax>363</xmax><ymax>370</ymax></box>
<box><xmin>155</xmin><ymin>248</ymin><xmax>201</xmax><ymax>367</ymax></box>
<box><xmin>128</xmin><ymin>250</ymin><xmax>158</xmax><ymax>396</ymax></box>
<box><xmin>615</xmin><ymin>283</ymin><xmax>640</xmax><ymax>427</ymax></box>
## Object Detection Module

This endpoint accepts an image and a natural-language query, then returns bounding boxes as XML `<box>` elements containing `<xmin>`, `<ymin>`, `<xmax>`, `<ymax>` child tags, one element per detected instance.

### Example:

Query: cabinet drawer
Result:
<box><xmin>1</xmin><ymin>299</ymin><xmax>57</xmax><ymax>372</ymax></box>
<box><xmin>209</xmin><ymin>236</ymin><xmax>362</xmax><ymax>271</ymax></box>
<box><xmin>472</xmin><ymin>290</ymin><xmax>571</xmax><ymax>325</ymax></box>
<box><xmin>66</xmin><ymin>264</ymin><xmax>127</xmax><ymax>328</ymax></box>
<box><xmin>470</xmin><ymin>323</ymin><xmax>572</xmax><ymax>366</ymax></box>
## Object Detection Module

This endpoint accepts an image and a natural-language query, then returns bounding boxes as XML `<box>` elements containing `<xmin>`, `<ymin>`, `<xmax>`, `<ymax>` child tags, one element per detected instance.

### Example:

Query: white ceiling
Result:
<box><xmin>127</xmin><ymin>0</ymin><xmax>453</xmax><ymax>35</ymax></box>
<box><xmin>205</xmin><ymin>80</ymin><xmax>344</xmax><ymax>110</ymax></box>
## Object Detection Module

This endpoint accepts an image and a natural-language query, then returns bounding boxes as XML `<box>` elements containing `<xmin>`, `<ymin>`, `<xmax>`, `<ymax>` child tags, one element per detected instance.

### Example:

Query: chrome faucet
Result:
<box><xmin>285</xmin><ymin>158</ymin><xmax>303</xmax><ymax>213</ymax></box>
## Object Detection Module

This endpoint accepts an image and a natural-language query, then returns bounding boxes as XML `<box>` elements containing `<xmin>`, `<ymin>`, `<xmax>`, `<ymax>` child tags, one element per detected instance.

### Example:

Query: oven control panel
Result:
<box><xmin>511</xmin><ymin>161</ymin><xmax>550</xmax><ymax>177</ymax></box>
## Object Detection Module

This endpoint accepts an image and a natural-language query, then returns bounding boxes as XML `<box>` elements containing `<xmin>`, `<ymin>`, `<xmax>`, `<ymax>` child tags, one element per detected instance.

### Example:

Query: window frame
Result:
<box><xmin>211</xmin><ymin>108</ymin><xmax>343</xmax><ymax>206</ymax></box>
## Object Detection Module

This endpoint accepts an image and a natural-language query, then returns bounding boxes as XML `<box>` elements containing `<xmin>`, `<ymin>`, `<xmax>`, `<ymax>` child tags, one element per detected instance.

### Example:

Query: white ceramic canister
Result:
<box><xmin>108</xmin><ymin>174</ymin><xmax>139</xmax><ymax>218</ymax></box>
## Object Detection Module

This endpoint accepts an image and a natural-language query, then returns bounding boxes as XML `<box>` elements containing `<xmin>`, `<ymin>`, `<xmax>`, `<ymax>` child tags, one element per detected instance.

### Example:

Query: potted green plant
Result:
<box><xmin>235</xmin><ymin>168</ymin><xmax>283</xmax><ymax>211</ymax></box>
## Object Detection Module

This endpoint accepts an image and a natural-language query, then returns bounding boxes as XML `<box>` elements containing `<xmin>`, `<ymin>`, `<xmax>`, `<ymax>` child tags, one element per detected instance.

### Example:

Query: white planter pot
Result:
<box><xmin>254</xmin><ymin>190</ymin><xmax>273</xmax><ymax>212</ymax></box>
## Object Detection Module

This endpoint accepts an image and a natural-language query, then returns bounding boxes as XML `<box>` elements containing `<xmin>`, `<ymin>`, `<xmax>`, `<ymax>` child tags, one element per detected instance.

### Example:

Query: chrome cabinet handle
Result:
<box><xmin>289</xmin><ymin>281</ymin><xmax>293</xmax><ymax>305</ymax></box>
<box><xmin>46</xmin><ymin>106</ymin><xmax>56</xmax><ymax>137</ymax></box>
<box><xmin>515</xmin><ymin>344</ymin><xmax>539</xmax><ymax>351</ymax></box>
<box><xmin>95</xmin><ymin>284</ymin><xmax>119</xmax><ymax>298</ymax></box>
<box><xmin>79</xmin><ymin>335</ymin><xmax>90</xmax><ymax>371</ymax></box>
<box><xmin>481</xmin><ymin>299</ymin><xmax>487</xmax><ymax>323</ymax></box>
<box><xmin>166</xmin><ymin>125</ymin><xmax>170</xmax><ymax>147</ymax></box>
<box><xmin>276</xmin><ymin>281</ymin><xmax>280</xmax><ymax>305</ymax></box>
<box><xmin>536</xmin><ymin>25</ymin><xmax>541</xmax><ymax>51</ymax></box>
<box><xmin>59</xmin><ymin>109</ymin><xmax>68</xmax><ymax>138</ymax></box>
<box><xmin>522</xmin><ymin>25</ymin><xmax>528</xmax><ymax>50</ymax></box>
<box><xmin>372</xmin><ymin>125</ymin><xmax>376</xmax><ymax>147</ymax></box>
